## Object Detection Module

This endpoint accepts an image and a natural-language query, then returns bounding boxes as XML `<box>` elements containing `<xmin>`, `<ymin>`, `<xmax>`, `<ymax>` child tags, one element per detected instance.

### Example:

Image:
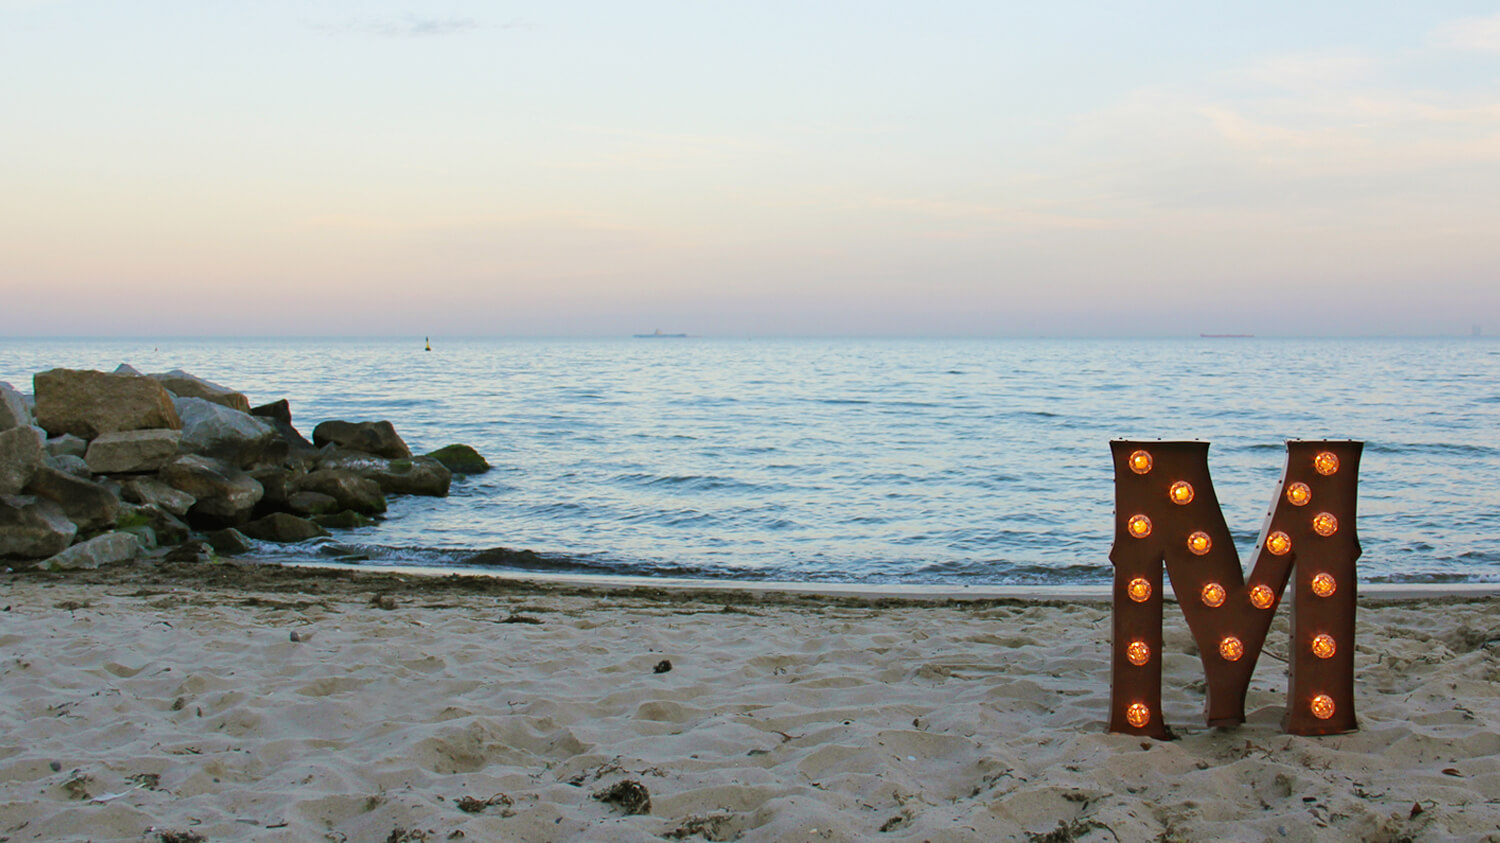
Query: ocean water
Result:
<box><xmin>3</xmin><ymin>337</ymin><xmax>1498</xmax><ymax>585</ymax></box>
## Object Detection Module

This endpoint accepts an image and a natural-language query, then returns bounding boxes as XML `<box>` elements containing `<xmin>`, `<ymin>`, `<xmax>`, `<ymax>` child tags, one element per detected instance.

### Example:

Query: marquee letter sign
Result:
<box><xmin>1108</xmin><ymin>440</ymin><xmax>1362</xmax><ymax>738</ymax></box>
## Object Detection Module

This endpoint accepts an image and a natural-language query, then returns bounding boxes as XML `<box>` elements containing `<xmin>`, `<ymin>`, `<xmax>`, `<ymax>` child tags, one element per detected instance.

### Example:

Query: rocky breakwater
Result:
<box><xmin>0</xmin><ymin>366</ymin><xmax>490</xmax><ymax>571</ymax></box>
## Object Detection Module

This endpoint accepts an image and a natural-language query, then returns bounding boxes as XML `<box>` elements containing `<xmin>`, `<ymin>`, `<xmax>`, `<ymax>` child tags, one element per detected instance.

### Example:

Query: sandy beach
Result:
<box><xmin>2</xmin><ymin>563</ymin><xmax>1498</xmax><ymax>843</ymax></box>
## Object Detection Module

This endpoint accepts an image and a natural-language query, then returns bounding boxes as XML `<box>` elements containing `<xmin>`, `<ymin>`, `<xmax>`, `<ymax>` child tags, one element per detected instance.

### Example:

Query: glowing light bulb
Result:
<box><xmin>1127</xmin><ymin>514</ymin><xmax>1152</xmax><ymax>539</ymax></box>
<box><xmin>1129</xmin><ymin>450</ymin><xmax>1153</xmax><ymax>475</ymax></box>
<box><xmin>1286</xmin><ymin>482</ymin><xmax>1312</xmax><ymax>507</ymax></box>
<box><xmin>1310</xmin><ymin>694</ymin><xmax>1336</xmax><ymax>720</ymax></box>
<box><xmin>1126</xmin><ymin>702</ymin><xmax>1151</xmax><ymax>728</ymax></box>
<box><xmin>1169</xmin><ymin>481</ymin><xmax>1195</xmax><ymax>505</ymax></box>
<box><xmin>1310</xmin><ymin>573</ymin><xmax>1337</xmax><ymax>598</ymax></box>
<box><xmin>1127</xmin><ymin>577</ymin><xmax>1152</xmax><ymax>603</ymax></box>
<box><xmin>1249</xmin><ymin>584</ymin><xmax>1275</xmax><ymax>609</ymax></box>
<box><xmin>1126</xmin><ymin>640</ymin><xmax>1151</xmax><ymax>666</ymax></box>
<box><xmin>1312</xmin><ymin>512</ymin><xmax>1339</xmax><ymax>537</ymax></box>
<box><xmin>1311</xmin><ymin>634</ymin><xmax>1336</xmax><ymax>659</ymax></box>
<box><xmin>1266</xmin><ymin>531</ymin><xmax>1292</xmax><ymax>556</ymax></box>
<box><xmin>1314</xmin><ymin>452</ymin><xmax>1339</xmax><ymax>476</ymax></box>
<box><xmin>1219</xmin><ymin>636</ymin><xmax>1245</xmax><ymax>661</ymax></box>
<box><xmin>1201</xmin><ymin>582</ymin><xmax>1226</xmax><ymax>608</ymax></box>
<box><xmin>1186</xmin><ymin>531</ymin><xmax>1212</xmax><ymax>555</ymax></box>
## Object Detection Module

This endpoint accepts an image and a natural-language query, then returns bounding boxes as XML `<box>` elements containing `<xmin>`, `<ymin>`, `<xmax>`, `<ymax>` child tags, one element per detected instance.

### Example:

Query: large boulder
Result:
<box><xmin>33</xmin><ymin>369</ymin><xmax>181</xmax><ymax>439</ymax></box>
<box><xmin>249</xmin><ymin>466</ymin><xmax>295</xmax><ymax>516</ymax></box>
<box><xmin>295</xmin><ymin>469</ymin><xmax>386</xmax><ymax>515</ymax></box>
<box><xmin>206</xmin><ymin>527</ymin><xmax>253</xmax><ymax>556</ymax></box>
<box><xmin>240</xmin><ymin>512</ymin><xmax>330</xmax><ymax>544</ymax></box>
<box><xmin>44</xmin><ymin>453</ymin><xmax>92</xmax><ymax>479</ymax></box>
<box><xmin>0</xmin><ymin>426</ymin><xmax>43</xmax><ymax>495</ymax></box>
<box><xmin>427</xmin><ymin>444</ymin><xmax>490</xmax><ymax>475</ymax></box>
<box><xmin>0</xmin><ymin>495</ymin><xmax>76</xmax><ymax>559</ymax></box>
<box><xmin>0</xmin><ymin>382</ymin><xmax>30</xmax><ymax>430</ymax></box>
<box><xmin>150</xmin><ymin>369</ymin><xmax>252</xmax><ymax>413</ymax></box>
<box><xmin>286</xmin><ymin>490</ymin><xmax>339</xmax><ymax>516</ymax></box>
<box><xmin>45</xmin><ymin>434</ymin><xmax>87</xmax><ymax>459</ymax></box>
<box><xmin>250</xmin><ymin>399</ymin><xmax>292</xmax><ymax>425</ymax></box>
<box><xmin>318</xmin><ymin>451</ymin><xmax>451</xmax><ymax>497</ymax></box>
<box><xmin>84</xmin><ymin>429</ymin><xmax>182</xmax><ymax>474</ymax></box>
<box><xmin>24</xmin><ymin>465</ymin><xmax>119</xmax><ymax>533</ymax></box>
<box><xmin>117</xmin><ymin>502</ymin><xmax>190</xmax><ymax>546</ymax></box>
<box><xmin>158</xmin><ymin>454</ymin><xmax>264</xmax><ymax>528</ymax></box>
<box><xmin>120</xmin><ymin>476</ymin><xmax>195</xmax><ymax>518</ymax></box>
<box><xmin>312</xmin><ymin>420</ymin><xmax>411</xmax><ymax>459</ymax></box>
<box><xmin>39</xmin><ymin>531</ymin><xmax>141</xmax><ymax>571</ymax></box>
<box><xmin>175</xmin><ymin>398</ymin><xmax>277</xmax><ymax>469</ymax></box>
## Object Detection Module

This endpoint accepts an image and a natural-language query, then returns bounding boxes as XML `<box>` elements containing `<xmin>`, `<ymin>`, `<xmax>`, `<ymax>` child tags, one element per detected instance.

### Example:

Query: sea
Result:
<box><xmin>3</xmin><ymin>337</ymin><xmax>1498</xmax><ymax>586</ymax></box>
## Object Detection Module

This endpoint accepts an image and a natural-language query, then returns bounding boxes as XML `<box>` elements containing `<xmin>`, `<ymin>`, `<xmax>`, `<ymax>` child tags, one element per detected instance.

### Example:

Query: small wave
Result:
<box><xmin>1368</xmin><ymin>442</ymin><xmax>1500</xmax><ymax>457</ymax></box>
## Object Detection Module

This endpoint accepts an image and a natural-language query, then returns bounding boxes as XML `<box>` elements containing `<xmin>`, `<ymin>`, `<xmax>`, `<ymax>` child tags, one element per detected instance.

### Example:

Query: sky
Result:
<box><xmin>2</xmin><ymin>1</ymin><xmax>1498</xmax><ymax>337</ymax></box>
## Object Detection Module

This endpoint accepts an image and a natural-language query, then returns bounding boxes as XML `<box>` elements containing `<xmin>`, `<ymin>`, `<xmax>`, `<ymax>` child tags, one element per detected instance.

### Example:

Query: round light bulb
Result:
<box><xmin>1310</xmin><ymin>694</ymin><xmax>1336</xmax><ymax>720</ymax></box>
<box><xmin>1201</xmin><ymin>582</ymin><xmax>1226</xmax><ymax>608</ymax></box>
<box><xmin>1266</xmin><ymin>531</ymin><xmax>1292</xmax><ymax>556</ymax></box>
<box><xmin>1310</xmin><ymin>573</ymin><xmax>1337</xmax><ymax>598</ymax></box>
<box><xmin>1314</xmin><ymin>452</ymin><xmax>1340</xmax><ymax>476</ymax></box>
<box><xmin>1126</xmin><ymin>640</ymin><xmax>1151</xmax><ymax>666</ymax></box>
<box><xmin>1127</xmin><ymin>577</ymin><xmax>1152</xmax><ymax>603</ymax></box>
<box><xmin>1127</xmin><ymin>514</ymin><xmax>1152</xmax><ymax>539</ymax></box>
<box><xmin>1286</xmin><ymin>482</ymin><xmax>1312</xmax><ymax>507</ymax></box>
<box><xmin>1219</xmin><ymin>636</ymin><xmax>1245</xmax><ymax>661</ymax></box>
<box><xmin>1312</xmin><ymin>512</ymin><xmax>1339</xmax><ymax>537</ymax></box>
<box><xmin>1186</xmin><ymin>531</ymin><xmax>1212</xmax><ymax>555</ymax></box>
<box><xmin>1128</xmin><ymin>450</ymin><xmax>1153</xmax><ymax>475</ymax></box>
<box><xmin>1125</xmin><ymin>702</ymin><xmax>1151</xmax><ymax>728</ymax></box>
<box><xmin>1169</xmin><ymin>481</ymin><xmax>1195</xmax><ymax>505</ymax></box>
<box><xmin>1249</xmin><ymin>584</ymin><xmax>1276</xmax><ymax>610</ymax></box>
<box><xmin>1311</xmin><ymin>634</ymin><xmax>1336</xmax><ymax>659</ymax></box>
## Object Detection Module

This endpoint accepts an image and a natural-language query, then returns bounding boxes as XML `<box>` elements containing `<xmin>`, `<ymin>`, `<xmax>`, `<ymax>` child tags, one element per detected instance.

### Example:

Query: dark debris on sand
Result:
<box><xmin>593</xmin><ymin>779</ymin><xmax>652</xmax><ymax>815</ymax></box>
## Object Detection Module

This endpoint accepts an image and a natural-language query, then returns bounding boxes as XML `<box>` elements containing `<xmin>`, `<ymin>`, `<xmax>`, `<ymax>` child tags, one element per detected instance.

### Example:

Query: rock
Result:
<box><xmin>295</xmin><ymin>470</ymin><xmax>386</xmax><ymax>514</ymax></box>
<box><xmin>312</xmin><ymin>420</ymin><xmax>411</xmax><ymax>459</ymax></box>
<box><xmin>39</xmin><ymin>531</ymin><xmax>141</xmax><ymax>571</ymax></box>
<box><xmin>240</xmin><ymin>512</ymin><xmax>331</xmax><ymax>544</ymax></box>
<box><xmin>45</xmin><ymin>434</ymin><xmax>88</xmax><ymax>459</ymax></box>
<box><xmin>206</xmin><ymin>527</ymin><xmax>252</xmax><ymax>556</ymax></box>
<box><xmin>319</xmin><ymin>451</ymin><xmax>450</xmax><ymax>497</ymax></box>
<box><xmin>120</xmin><ymin>477</ymin><xmax>196</xmax><ymax>518</ymax></box>
<box><xmin>0</xmin><ymin>426</ymin><xmax>44</xmax><ymax>495</ymax></box>
<box><xmin>312</xmin><ymin>510</ymin><xmax>375</xmax><ymax>529</ymax></box>
<box><xmin>113</xmin><ymin>363</ymin><xmax>143</xmax><ymax>376</ymax></box>
<box><xmin>248</xmin><ymin>467</ymin><xmax>295</xmax><ymax>516</ymax></box>
<box><xmin>163</xmin><ymin>540</ymin><xmax>214</xmax><ymax>564</ymax></box>
<box><xmin>0</xmin><ymin>495</ymin><xmax>76</xmax><ymax>559</ymax></box>
<box><xmin>0</xmin><ymin>382</ymin><xmax>30</xmax><ymax>430</ymax></box>
<box><xmin>116</xmin><ymin>503</ymin><xmax>190</xmax><ymax>546</ymax></box>
<box><xmin>23</xmin><ymin>466</ymin><xmax>119</xmax><ymax>533</ymax></box>
<box><xmin>84</xmin><ymin>429</ymin><xmax>182</xmax><ymax>474</ymax></box>
<box><xmin>174</xmin><ymin>398</ymin><xmax>276</xmax><ymax>469</ymax></box>
<box><xmin>44</xmin><ymin>454</ymin><xmax>92</xmax><ymax>479</ymax></box>
<box><xmin>427</xmin><ymin>444</ymin><xmax>491</xmax><ymax>475</ymax></box>
<box><xmin>158</xmin><ymin>455</ymin><xmax>263</xmax><ymax>528</ymax></box>
<box><xmin>149</xmin><ymin>370</ymin><xmax>252</xmax><ymax>413</ymax></box>
<box><xmin>33</xmin><ymin>368</ymin><xmax>181</xmax><ymax>439</ymax></box>
<box><xmin>250</xmin><ymin>399</ymin><xmax>292</xmax><ymax>425</ymax></box>
<box><xmin>287</xmin><ymin>490</ymin><xmax>339</xmax><ymax>516</ymax></box>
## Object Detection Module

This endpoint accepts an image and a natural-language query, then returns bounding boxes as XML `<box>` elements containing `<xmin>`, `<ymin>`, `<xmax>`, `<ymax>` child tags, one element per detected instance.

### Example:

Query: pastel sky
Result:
<box><xmin>3</xmin><ymin>1</ymin><xmax>1498</xmax><ymax>337</ymax></box>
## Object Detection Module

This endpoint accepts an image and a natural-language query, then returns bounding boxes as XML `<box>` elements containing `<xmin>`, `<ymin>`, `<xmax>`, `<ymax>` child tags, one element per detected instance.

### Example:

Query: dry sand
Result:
<box><xmin>1</xmin><ymin>562</ymin><xmax>1498</xmax><ymax>842</ymax></box>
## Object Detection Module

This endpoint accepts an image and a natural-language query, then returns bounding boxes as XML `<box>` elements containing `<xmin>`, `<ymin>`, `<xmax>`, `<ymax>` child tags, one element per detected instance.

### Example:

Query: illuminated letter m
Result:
<box><xmin>1107</xmin><ymin>440</ymin><xmax>1362</xmax><ymax>738</ymax></box>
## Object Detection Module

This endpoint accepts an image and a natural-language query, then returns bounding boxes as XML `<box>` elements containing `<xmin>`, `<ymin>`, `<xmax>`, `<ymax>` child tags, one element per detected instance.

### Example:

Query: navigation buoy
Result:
<box><xmin>425</xmin><ymin>337</ymin><xmax>431</xmax><ymax>352</ymax></box>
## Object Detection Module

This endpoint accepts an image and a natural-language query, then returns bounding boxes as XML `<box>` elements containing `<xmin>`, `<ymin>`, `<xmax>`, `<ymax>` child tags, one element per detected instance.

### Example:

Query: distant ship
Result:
<box><xmin>1200</xmin><ymin>333</ymin><xmax>1254</xmax><ymax>338</ymax></box>
<box><xmin>633</xmin><ymin>329</ymin><xmax>688</xmax><ymax>338</ymax></box>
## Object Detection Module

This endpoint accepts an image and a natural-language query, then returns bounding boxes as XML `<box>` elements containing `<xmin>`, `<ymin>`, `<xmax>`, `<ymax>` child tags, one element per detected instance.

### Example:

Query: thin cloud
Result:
<box><xmin>313</xmin><ymin>14</ymin><xmax>481</xmax><ymax>38</ymax></box>
<box><xmin>1430</xmin><ymin>12</ymin><xmax>1500</xmax><ymax>52</ymax></box>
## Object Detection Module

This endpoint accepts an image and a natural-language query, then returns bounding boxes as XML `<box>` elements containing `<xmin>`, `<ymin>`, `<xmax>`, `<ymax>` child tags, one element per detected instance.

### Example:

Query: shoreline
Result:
<box><xmin>276</xmin><ymin>558</ymin><xmax>1500</xmax><ymax>603</ymax></box>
